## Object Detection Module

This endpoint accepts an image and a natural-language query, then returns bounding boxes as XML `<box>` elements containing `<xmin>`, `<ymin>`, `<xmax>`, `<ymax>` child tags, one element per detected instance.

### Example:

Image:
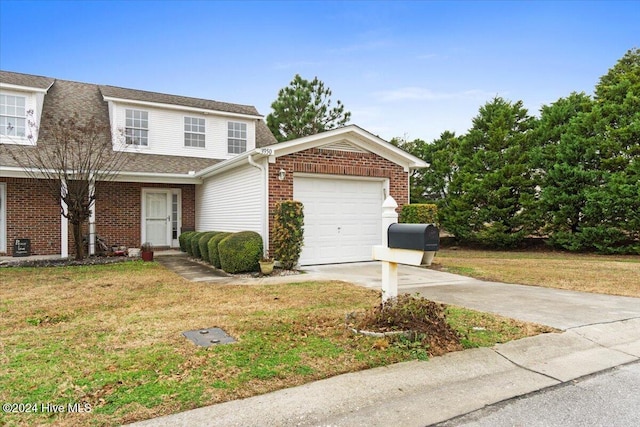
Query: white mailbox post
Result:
<box><xmin>373</xmin><ymin>196</ymin><xmax>439</xmax><ymax>302</ymax></box>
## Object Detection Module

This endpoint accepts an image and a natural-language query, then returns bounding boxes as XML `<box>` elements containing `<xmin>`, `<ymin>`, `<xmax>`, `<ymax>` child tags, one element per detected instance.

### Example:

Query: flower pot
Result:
<box><xmin>141</xmin><ymin>250</ymin><xmax>154</xmax><ymax>262</ymax></box>
<box><xmin>259</xmin><ymin>260</ymin><xmax>275</xmax><ymax>275</ymax></box>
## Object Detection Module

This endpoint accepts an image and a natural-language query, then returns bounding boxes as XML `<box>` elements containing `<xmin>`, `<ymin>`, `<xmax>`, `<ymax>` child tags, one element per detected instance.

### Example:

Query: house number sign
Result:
<box><xmin>13</xmin><ymin>239</ymin><xmax>31</xmax><ymax>257</ymax></box>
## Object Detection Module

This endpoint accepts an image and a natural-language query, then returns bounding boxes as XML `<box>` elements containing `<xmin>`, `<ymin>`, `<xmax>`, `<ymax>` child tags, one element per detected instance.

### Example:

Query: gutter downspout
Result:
<box><xmin>88</xmin><ymin>174</ymin><xmax>96</xmax><ymax>256</ymax></box>
<box><xmin>247</xmin><ymin>153</ymin><xmax>269</xmax><ymax>257</ymax></box>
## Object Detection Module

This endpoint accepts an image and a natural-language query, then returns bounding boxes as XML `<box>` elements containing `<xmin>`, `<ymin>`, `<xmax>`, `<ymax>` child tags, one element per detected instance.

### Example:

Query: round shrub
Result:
<box><xmin>188</xmin><ymin>232</ymin><xmax>206</xmax><ymax>257</ymax></box>
<box><xmin>198</xmin><ymin>231</ymin><xmax>220</xmax><ymax>262</ymax></box>
<box><xmin>218</xmin><ymin>231</ymin><xmax>263</xmax><ymax>274</ymax></box>
<box><xmin>178</xmin><ymin>231</ymin><xmax>197</xmax><ymax>252</ymax></box>
<box><xmin>208</xmin><ymin>232</ymin><xmax>231</xmax><ymax>268</ymax></box>
<box><xmin>184</xmin><ymin>232</ymin><xmax>199</xmax><ymax>256</ymax></box>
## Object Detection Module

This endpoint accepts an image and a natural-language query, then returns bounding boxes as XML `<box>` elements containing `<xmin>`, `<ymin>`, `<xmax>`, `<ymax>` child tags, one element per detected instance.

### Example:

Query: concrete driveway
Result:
<box><xmin>304</xmin><ymin>262</ymin><xmax>640</xmax><ymax>330</ymax></box>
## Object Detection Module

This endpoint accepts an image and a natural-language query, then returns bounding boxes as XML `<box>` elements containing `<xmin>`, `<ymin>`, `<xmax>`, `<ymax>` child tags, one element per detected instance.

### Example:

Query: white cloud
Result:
<box><xmin>272</xmin><ymin>60</ymin><xmax>324</xmax><ymax>70</ymax></box>
<box><xmin>373</xmin><ymin>87</ymin><xmax>493</xmax><ymax>102</ymax></box>
<box><xmin>327</xmin><ymin>39</ymin><xmax>392</xmax><ymax>55</ymax></box>
<box><xmin>416</xmin><ymin>53</ymin><xmax>439</xmax><ymax>60</ymax></box>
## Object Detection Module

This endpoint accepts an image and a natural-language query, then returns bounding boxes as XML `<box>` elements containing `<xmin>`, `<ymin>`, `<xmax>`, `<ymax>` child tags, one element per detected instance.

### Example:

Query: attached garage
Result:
<box><xmin>196</xmin><ymin>125</ymin><xmax>427</xmax><ymax>266</ymax></box>
<box><xmin>293</xmin><ymin>175</ymin><xmax>385</xmax><ymax>265</ymax></box>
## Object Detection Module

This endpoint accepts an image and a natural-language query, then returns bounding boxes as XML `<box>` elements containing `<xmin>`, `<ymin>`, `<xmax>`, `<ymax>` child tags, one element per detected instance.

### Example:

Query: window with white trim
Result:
<box><xmin>0</xmin><ymin>94</ymin><xmax>26</xmax><ymax>137</ymax></box>
<box><xmin>227</xmin><ymin>121</ymin><xmax>247</xmax><ymax>154</ymax></box>
<box><xmin>184</xmin><ymin>116</ymin><xmax>205</xmax><ymax>148</ymax></box>
<box><xmin>125</xmin><ymin>109</ymin><xmax>148</xmax><ymax>146</ymax></box>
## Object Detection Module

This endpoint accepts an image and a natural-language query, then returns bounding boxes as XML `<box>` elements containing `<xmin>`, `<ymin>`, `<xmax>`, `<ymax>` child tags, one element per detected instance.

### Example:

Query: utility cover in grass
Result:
<box><xmin>183</xmin><ymin>327</ymin><xmax>236</xmax><ymax>347</ymax></box>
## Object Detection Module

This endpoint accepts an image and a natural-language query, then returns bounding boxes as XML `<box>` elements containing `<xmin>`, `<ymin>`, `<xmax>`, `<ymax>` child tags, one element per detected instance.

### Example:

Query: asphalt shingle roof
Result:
<box><xmin>99</xmin><ymin>85</ymin><xmax>262</xmax><ymax>117</ymax></box>
<box><xmin>0</xmin><ymin>70</ymin><xmax>55</xmax><ymax>90</ymax></box>
<box><xmin>0</xmin><ymin>71</ymin><xmax>277</xmax><ymax>175</ymax></box>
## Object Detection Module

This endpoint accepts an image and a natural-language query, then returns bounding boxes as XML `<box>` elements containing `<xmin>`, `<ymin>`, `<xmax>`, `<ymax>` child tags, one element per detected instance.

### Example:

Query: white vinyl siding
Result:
<box><xmin>196</xmin><ymin>164</ymin><xmax>262</xmax><ymax>233</ymax></box>
<box><xmin>110</xmin><ymin>101</ymin><xmax>256</xmax><ymax>159</ymax></box>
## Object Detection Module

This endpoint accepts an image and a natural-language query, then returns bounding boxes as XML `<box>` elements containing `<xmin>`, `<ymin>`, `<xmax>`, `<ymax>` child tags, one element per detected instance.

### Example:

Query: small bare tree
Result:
<box><xmin>3</xmin><ymin>110</ymin><xmax>129</xmax><ymax>260</ymax></box>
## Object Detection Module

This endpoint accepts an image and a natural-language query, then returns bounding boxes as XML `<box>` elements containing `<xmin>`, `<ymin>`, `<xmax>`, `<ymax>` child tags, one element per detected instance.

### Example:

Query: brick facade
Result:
<box><xmin>267</xmin><ymin>147</ymin><xmax>408</xmax><ymax>253</ymax></box>
<box><xmin>0</xmin><ymin>177</ymin><xmax>195</xmax><ymax>256</ymax></box>
<box><xmin>94</xmin><ymin>182</ymin><xmax>195</xmax><ymax>250</ymax></box>
<box><xmin>1</xmin><ymin>178</ymin><xmax>61</xmax><ymax>256</ymax></box>
<box><xmin>2</xmin><ymin>148</ymin><xmax>407</xmax><ymax>257</ymax></box>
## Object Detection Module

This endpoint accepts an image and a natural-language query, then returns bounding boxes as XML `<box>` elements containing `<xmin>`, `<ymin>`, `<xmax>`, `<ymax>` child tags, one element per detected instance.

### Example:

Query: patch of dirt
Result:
<box><xmin>348</xmin><ymin>294</ymin><xmax>463</xmax><ymax>356</ymax></box>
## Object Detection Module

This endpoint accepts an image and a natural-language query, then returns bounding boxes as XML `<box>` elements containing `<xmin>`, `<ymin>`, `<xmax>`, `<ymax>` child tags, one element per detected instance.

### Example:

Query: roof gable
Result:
<box><xmin>267</xmin><ymin>125</ymin><xmax>427</xmax><ymax>169</ymax></box>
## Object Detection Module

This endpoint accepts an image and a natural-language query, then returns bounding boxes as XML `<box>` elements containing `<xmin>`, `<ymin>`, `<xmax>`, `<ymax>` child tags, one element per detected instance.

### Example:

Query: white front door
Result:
<box><xmin>145</xmin><ymin>191</ymin><xmax>169</xmax><ymax>246</ymax></box>
<box><xmin>142</xmin><ymin>189</ymin><xmax>181</xmax><ymax>247</ymax></box>
<box><xmin>293</xmin><ymin>175</ymin><xmax>385</xmax><ymax>265</ymax></box>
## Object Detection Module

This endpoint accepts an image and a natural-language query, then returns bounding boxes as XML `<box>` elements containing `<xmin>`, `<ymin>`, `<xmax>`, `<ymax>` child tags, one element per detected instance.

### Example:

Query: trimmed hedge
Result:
<box><xmin>198</xmin><ymin>231</ymin><xmax>220</xmax><ymax>262</ymax></box>
<box><xmin>178</xmin><ymin>231</ymin><xmax>197</xmax><ymax>252</ymax></box>
<box><xmin>400</xmin><ymin>204</ymin><xmax>438</xmax><ymax>224</ymax></box>
<box><xmin>189</xmin><ymin>232</ymin><xmax>207</xmax><ymax>258</ymax></box>
<box><xmin>218</xmin><ymin>231</ymin><xmax>263</xmax><ymax>274</ymax></box>
<box><xmin>208</xmin><ymin>232</ymin><xmax>231</xmax><ymax>268</ymax></box>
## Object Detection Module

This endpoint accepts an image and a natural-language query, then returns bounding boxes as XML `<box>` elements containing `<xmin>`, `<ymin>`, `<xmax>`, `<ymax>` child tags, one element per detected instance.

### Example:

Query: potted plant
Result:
<box><xmin>258</xmin><ymin>255</ymin><xmax>275</xmax><ymax>275</ymax></box>
<box><xmin>140</xmin><ymin>242</ymin><xmax>154</xmax><ymax>262</ymax></box>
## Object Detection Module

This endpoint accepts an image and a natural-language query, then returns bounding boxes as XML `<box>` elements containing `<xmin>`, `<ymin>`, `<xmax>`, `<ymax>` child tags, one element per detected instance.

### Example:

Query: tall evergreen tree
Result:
<box><xmin>531</xmin><ymin>92</ymin><xmax>596</xmax><ymax>250</ymax></box>
<box><xmin>581</xmin><ymin>48</ymin><xmax>640</xmax><ymax>253</ymax></box>
<box><xmin>266</xmin><ymin>74</ymin><xmax>351</xmax><ymax>142</ymax></box>
<box><xmin>441</xmin><ymin>97</ymin><xmax>537</xmax><ymax>247</ymax></box>
<box><xmin>420</xmin><ymin>131</ymin><xmax>460</xmax><ymax>204</ymax></box>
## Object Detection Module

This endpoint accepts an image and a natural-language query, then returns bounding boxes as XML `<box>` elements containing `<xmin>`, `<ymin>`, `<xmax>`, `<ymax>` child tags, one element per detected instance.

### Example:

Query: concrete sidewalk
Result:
<box><xmin>126</xmin><ymin>258</ymin><xmax>640</xmax><ymax>427</ymax></box>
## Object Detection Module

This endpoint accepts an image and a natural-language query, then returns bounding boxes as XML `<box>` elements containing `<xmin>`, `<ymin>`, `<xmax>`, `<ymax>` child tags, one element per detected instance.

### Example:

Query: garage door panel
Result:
<box><xmin>293</xmin><ymin>176</ymin><xmax>383</xmax><ymax>265</ymax></box>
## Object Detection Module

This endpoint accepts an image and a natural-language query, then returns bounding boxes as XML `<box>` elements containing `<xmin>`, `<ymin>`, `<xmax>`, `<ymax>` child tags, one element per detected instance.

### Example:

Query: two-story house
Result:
<box><xmin>0</xmin><ymin>71</ymin><xmax>426</xmax><ymax>265</ymax></box>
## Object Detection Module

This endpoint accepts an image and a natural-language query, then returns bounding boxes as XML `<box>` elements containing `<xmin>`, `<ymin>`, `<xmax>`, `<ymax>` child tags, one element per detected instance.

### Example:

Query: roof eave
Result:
<box><xmin>102</xmin><ymin>96</ymin><xmax>263</xmax><ymax>120</ymax></box>
<box><xmin>0</xmin><ymin>166</ymin><xmax>202</xmax><ymax>184</ymax></box>
<box><xmin>196</xmin><ymin>149</ymin><xmax>266</xmax><ymax>179</ymax></box>
<box><xmin>0</xmin><ymin>81</ymin><xmax>54</xmax><ymax>94</ymax></box>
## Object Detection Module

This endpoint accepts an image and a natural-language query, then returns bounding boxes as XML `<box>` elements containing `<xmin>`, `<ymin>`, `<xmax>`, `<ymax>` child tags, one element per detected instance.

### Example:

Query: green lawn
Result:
<box><xmin>0</xmin><ymin>262</ymin><xmax>552</xmax><ymax>426</ymax></box>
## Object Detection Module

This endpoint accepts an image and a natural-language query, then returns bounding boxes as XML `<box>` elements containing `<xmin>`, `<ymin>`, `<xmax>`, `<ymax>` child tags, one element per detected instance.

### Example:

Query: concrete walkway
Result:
<box><xmin>127</xmin><ymin>257</ymin><xmax>640</xmax><ymax>427</ymax></box>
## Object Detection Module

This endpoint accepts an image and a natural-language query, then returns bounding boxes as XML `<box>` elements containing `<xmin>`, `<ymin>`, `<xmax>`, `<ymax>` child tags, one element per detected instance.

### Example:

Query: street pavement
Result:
<box><xmin>438</xmin><ymin>360</ymin><xmax>640</xmax><ymax>427</ymax></box>
<box><xmin>127</xmin><ymin>256</ymin><xmax>640</xmax><ymax>427</ymax></box>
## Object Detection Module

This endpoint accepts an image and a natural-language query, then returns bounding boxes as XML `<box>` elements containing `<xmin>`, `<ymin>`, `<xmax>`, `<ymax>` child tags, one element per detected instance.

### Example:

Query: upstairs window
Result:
<box><xmin>125</xmin><ymin>109</ymin><xmax>148</xmax><ymax>146</ymax></box>
<box><xmin>184</xmin><ymin>117</ymin><xmax>205</xmax><ymax>148</ymax></box>
<box><xmin>0</xmin><ymin>94</ymin><xmax>26</xmax><ymax>138</ymax></box>
<box><xmin>227</xmin><ymin>121</ymin><xmax>247</xmax><ymax>154</ymax></box>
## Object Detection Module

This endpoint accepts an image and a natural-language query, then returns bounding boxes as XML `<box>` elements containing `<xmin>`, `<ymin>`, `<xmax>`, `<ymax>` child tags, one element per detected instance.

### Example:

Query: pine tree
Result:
<box><xmin>266</xmin><ymin>74</ymin><xmax>351</xmax><ymax>142</ymax></box>
<box><xmin>441</xmin><ymin>97</ymin><xmax>537</xmax><ymax>247</ymax></box>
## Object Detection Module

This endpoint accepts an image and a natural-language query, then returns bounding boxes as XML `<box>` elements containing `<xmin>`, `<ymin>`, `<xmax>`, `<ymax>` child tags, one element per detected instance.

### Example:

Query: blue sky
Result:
<box><xmin>1</xmin><ymin>0</ymin><xmax>638</xmax><ymax>142</ymax></box>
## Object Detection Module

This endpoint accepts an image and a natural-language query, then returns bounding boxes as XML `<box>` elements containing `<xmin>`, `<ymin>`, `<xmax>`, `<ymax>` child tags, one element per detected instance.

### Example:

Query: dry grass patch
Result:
<box><xmin>434</xmin><ymin>249</ymin><xmax>640</xmax><ymax>297</ymax></box>
<box><xmin>1</xmin><ymin>262</ymin><xmax>551</xmax><ymax>426</ymax></box>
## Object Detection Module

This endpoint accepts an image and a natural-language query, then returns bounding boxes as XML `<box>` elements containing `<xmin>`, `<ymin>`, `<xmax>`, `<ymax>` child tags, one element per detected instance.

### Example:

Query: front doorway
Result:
<box><xmin>141</xmin><ymin>188</ymin><xmax>181</xmax><ymax>247</ymax></box>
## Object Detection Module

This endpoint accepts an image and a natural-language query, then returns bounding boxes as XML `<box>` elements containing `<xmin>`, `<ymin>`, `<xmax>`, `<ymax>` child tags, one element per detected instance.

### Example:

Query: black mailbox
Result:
<box><xmin>388</xmin><ymin>224</ymin><xmax>439</xmax><ymax>251</ymax></box>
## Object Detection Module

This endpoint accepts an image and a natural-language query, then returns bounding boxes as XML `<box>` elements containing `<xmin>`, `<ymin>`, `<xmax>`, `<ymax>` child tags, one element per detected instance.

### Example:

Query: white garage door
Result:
<box><xmin>293</xmin><ymin>176</ymin><xmax>384</xmax><ymax>265</ymax></box>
